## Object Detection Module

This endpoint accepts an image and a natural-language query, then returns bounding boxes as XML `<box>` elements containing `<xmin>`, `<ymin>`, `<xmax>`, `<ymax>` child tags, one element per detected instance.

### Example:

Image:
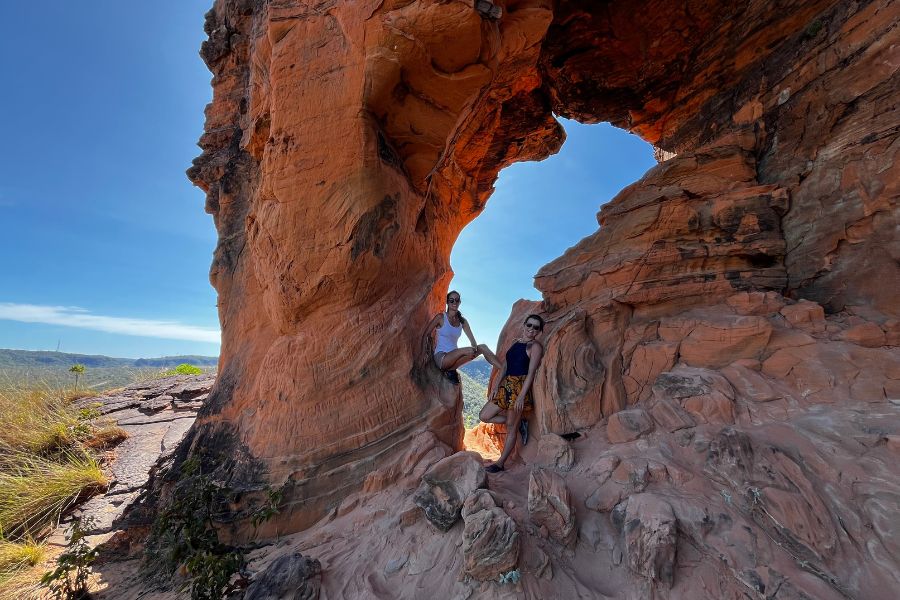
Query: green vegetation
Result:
<box><xmin>460</xmin><ymin>371</ymin><xmax>488</xmax><ymax>429</ymax></box>
<box><xmin>0</xmin><ymin>539</ymin><xmax>45</xmax><ymax>593</ymax></box>
<box><xmin>164</xmin><ymin>363</ymin><xmax>203</xmax><ymax>376</ymax></box>
<box><xmin>803</xmin><ymin>18</ymin><xmax>824</xmax><ymax>40</ymax></box>
<box><xmin>459</xmin><ymin>358</ymin><xmax>491</xmax><ymax>386</ymax></box>
<box><xmin>0</xmin><ymin>390</ymin><xmax>90</xmax><ymax>454</ymax></box>
<box><xmin>0</xmin><ymin>451</ymin><xmax>106</xmax><ymax>537</ymax></box>
<box><xmin>146</xmin><ymin>457</ymin><xmax>241</xmax><ymax>600</ymax></box>
<box><xmin>146</xmin><ymin>457</ymin><xmax>283</xmax><ymax>600</ymax></box>
<box><xmin>0</xmin><ymin>384</ymin><xmax>122</xmax><ymax>595</ymax></box>
<box><xmin>68</xmin><ymin>365</ymin><xmax>85</xmax><ymax>393</ymax></box>
<box><xmin>0</xmin><ymin>349</ymin><xmax>217</xmax><ymax>392</ymax></box>
<box><xmin>40</xmin><ymin>517</ymin><xmax>97</xmax><ymax>600</ymax></box>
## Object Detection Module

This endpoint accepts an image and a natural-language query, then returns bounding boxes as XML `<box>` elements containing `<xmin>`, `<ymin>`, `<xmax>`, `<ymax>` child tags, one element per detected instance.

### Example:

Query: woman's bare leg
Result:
<box><xmin>492</xmin><ymin>408</ymin><xmax>522</xmax><ymax>469</ymax></box>
<box><xmin>479</xmin><ymin>402</ymin><xmax>506</xmax><ymax>424</ymax></box>
<box><xmin>439</xmin><ymin>347</ymin><xmax>479</xmax><ymax>370</ymax></box>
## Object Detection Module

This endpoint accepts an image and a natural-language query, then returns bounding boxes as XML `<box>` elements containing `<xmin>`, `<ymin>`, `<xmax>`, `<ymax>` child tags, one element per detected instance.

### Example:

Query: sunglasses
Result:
<box><xmin>448</xmin><ymin>298</ymin><xmax>460</xmax><ymax>304</ymax></box>
<box><xmin>524</xmin><ymin>322</ymin><xmax>541</xmax><ymax>330</ymax></box>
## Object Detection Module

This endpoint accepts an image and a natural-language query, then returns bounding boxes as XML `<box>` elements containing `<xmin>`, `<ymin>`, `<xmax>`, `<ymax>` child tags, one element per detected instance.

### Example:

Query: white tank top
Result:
<box><xmin>435</xmin><ymin>313</ymin><xmax>462</xmax><ymax>355</ymax></box>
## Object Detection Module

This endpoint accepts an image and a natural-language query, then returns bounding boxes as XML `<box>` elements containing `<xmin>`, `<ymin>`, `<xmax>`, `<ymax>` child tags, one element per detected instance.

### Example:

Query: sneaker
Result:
<box><xmin>444</xmin><ymin>370</ymin><xmax>460</xmax><ymax>385</ymax></box>
<box><xmin>519</xmin><ymin>419</ymin><xmax>529</xmax><ymax>446</ymax></box>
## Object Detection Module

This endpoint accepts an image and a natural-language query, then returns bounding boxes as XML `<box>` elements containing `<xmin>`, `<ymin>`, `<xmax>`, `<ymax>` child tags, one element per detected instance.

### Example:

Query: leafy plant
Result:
<box><xmin>40</xmin><ymin>516</ymin><xmax>98</xmax><ymax>600</ymax></box>
<box><xmin>164</xmin><ymin>364</ymin><xmax>203</xmax><ymax>376</ymax></box>
<box><xmin>67</xmin><ymin>365</ymin><xmax>85</xmax><ymax>393</ymax></box>
<box><xmin>146</xmin><ymin>457</ymin><xmax>241</xmax><ymax>600</ymax></box>
<box><xmin>250</xmin><ymin>488</ymin><xmax>282</xmax><ymax>531</ymax></box>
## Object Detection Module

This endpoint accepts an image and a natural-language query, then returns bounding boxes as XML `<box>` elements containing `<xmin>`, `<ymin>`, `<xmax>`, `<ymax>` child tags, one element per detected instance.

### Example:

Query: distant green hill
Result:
<box><xmin>0</xmin><ymin>349</ymin><xmax>218</xmax><ymax>391</ymax></box>
<box><xmin>0</xmin><ymin>349</ymin><xmax>218</xmax><ymax>369</ymax></box>
<box><xmin>459</xmin><ymin>358</ymin><xmax>491</xmax><ymax>386</ymax></box>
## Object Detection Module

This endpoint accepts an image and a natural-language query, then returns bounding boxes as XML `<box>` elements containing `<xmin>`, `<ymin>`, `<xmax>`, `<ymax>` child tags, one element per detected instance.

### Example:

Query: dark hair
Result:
<box><xmin>447</xmin><ymin>290</ymin><xmax>465</xmax><ymax>323</ymax></box>
<box><xmin>524</xmin><ymin>314</ymin><xmax>544</xmax><ymax>331</ymax></box>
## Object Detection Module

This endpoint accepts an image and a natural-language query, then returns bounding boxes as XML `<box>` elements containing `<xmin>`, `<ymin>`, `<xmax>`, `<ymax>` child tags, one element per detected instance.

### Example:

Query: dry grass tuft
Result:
<box><xmin>83</xmin><ymin>425</ymin><xmax>128</xmax><ymax>451</ymax></box>
<box><xmin>0</xmin><ymin>388</ymin><xmax>87</xmax><ymax>454</ymax></box>
<box><xmin>0</xmin><ymin>451</ymin><xmax>107</xmax><ymax>537</ymax></box>
<box><xmin>0</xmin><ymin>382</ymin><xmax>120</xmax><ymax>593</ymax></box>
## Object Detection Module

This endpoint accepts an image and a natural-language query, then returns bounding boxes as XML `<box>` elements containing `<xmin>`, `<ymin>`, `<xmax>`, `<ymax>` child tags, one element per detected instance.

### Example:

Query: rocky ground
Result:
<box><xmin>49</xmin><ymin>375</ymin><xmax>214</xmax><ymax>549</ymax></box>
<box><xmin>79</xmin><ymin>294</ymin><xmax>899</xmax><ymax>599</ymax></box>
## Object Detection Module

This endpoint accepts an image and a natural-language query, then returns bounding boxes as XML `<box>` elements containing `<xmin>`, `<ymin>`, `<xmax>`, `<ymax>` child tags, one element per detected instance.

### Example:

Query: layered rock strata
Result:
<box><xmin>174</xmin><ymin>4</ymin><xmax>897</xmax><ymax>594</ymax></box>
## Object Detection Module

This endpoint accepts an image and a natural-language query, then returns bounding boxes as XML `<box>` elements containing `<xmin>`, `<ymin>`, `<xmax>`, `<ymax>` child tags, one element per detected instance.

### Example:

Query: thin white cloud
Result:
<box><xmin>0</xmin><ymin>303</ymin><xmax>220</xmax><ymax>344</ymax></box>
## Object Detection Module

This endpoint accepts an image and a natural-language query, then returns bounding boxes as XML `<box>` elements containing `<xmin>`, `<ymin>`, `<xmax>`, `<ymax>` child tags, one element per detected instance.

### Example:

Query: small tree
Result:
<box><xmin>69</xmin><ymin>364</ymin><xmax>86</xmax><ymax>392</ymax></box>
<box><xmin>41</xmin><ymin>516</ymin><xmax>98</xmax><ymax>599</ymax></box>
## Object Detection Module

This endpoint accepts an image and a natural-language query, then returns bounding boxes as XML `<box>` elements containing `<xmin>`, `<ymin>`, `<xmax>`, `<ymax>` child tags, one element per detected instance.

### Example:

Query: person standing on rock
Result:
<box><xmin>477</xmin><ymin>314</ymin><xmax>545</xmax><ymax>473</ymax></box>
<box><xmin>426</xmin><ymin>290</ymin><xmax>481</xmax><ymax>385</ymax></box>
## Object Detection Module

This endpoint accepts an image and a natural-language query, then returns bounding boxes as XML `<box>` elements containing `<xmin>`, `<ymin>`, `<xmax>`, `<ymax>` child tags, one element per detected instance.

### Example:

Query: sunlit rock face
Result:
<box><xmin>185</xmin><ymin>1</ymin><xmax>897</xmax><ymax>576</ymax></box>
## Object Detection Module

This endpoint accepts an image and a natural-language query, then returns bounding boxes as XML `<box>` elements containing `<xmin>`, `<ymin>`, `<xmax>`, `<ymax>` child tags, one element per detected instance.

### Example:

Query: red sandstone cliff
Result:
<box><xmin>103</xmin><ymin>1</ymin><xmax>900</xmax><ymax>598</ymax></box>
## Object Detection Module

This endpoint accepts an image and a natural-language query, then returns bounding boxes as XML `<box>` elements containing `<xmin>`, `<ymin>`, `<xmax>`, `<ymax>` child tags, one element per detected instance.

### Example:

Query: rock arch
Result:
<box><xmin>183</xmin><ymin>0</ymin><xmax>898</xmax><ymax>540</ymax></box>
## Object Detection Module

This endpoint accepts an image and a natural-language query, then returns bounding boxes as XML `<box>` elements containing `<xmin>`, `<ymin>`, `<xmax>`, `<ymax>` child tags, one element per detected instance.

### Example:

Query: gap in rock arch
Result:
<box><xmin>451</xmin><ymin>119</ymin><xmax>656</xmax><ymax>455</ymax></box>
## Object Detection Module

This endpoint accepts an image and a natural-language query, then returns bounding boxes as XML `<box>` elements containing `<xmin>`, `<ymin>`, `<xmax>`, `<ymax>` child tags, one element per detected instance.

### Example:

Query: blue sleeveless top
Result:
<box><xmin>505</xmin><ymin>342</ymin><xmax>530</xmax><ymax>376</ymax></box>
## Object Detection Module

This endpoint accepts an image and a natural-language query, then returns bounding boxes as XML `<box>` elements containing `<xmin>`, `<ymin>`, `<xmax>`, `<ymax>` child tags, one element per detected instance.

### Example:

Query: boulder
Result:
<box><xmin>607</xmin><ymin>409</ymin><xmax>655</xmax><ymax>443</ymax></box>
<box><xmin>652</xmin><ymin>367</ymin><xmax>735</xmax><ymax>424</ymax></box>
<box><xmin>780</xmin><ymin>300</ymin><xmax>826</xmax><ymax>334</ymax></box>
<box><xmin>527</xmin><ymin>468</ymin><xmax>576</xmax><ymax>547</ymax></box>
<box><xmin>619</xmin><ymin>494</ymin><xmax>678</xmax><ymax>588</ymax></box>
<box><xmin>837</xmin><ymin>321</ymin><xmax>886</xmax><ymax>347</ymax></box>
<box><xmin>413</xmin><ymin>451</ymin><xmax>486</xmax><ymax>532</ymax></box>
<box><xmin>460</xmin><ymin>490</ymin><xmax>519</xmax><ymax>581</ymax></box>
<box><xmin>535</xmin><ymin>433</ymin><xmax>575</xmax><ymax>470</ymax></box>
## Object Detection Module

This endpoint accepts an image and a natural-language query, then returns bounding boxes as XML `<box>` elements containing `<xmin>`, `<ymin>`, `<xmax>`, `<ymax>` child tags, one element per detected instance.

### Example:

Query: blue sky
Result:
<box><xmin>0</xmin><ymin>2</ymin><xmax>654</xmax><ymax>359</ymax></box>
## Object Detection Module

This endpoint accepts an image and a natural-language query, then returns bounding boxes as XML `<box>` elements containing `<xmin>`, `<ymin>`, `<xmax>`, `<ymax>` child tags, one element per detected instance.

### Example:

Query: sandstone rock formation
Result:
<box><xmin>460</xmin><ymin>489</ymin><xmax>519</xmax><ymax>581</ymax></box>
<box><xmin>413</xmin><ymin>451</ymin><xmax>486</xmax><ymax>531</ymax></box>
<box><xmin>99</xmin><ymin>0</ymin><xmax>900</xmax><ymax>598</ymax></box>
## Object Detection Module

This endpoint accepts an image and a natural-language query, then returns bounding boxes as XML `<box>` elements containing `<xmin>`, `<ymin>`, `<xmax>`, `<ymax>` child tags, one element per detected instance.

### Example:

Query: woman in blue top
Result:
<box><xmin>425</xmin><ymin>290</ymin><xmax>480</xmax><ymax>384</ymax></box>
<box><xmin>477</xmin><ymin>314</ymin><xmax>545</xmax><ymax>473</ymax></box>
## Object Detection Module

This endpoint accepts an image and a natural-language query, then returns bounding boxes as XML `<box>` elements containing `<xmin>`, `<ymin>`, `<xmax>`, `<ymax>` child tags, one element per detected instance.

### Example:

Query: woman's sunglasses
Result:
<box><xmin>524</xmin><ymin>322</ymin><xmax>541</xmax><ymax>330</ymax></box>
<box><xmin>448</xmin><ymin>298</ymin><xmax>460</xmax><ymax>304</ymax></box>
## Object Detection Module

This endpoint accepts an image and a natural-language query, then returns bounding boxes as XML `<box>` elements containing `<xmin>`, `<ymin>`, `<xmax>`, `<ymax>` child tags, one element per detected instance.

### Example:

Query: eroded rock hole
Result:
<box><xmin>452</xmin><ymin>120</ymin><xmax>655</xmax><ymax>456</ymax></box>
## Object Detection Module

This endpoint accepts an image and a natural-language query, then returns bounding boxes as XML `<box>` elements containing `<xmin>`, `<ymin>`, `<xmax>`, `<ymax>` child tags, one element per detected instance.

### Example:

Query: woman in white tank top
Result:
<box><xmin>425</xmin><ymin>290</ymin><xmax>481</xmax><ymax>384</ymax></box>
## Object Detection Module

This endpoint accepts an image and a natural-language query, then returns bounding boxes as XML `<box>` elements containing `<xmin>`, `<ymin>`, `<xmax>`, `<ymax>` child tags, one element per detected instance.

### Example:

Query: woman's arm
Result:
<box><xmin>422</xmin><ymin>313</ymin><xmax>442</xmax><ymax>347</ymax></box>
<box><xmin>515</xmin><ymin>341</ymin><xmax>544</xmax><ymax>412</ymax></box>
<box><xmin>461</xmin><ymin>318</ymin><xmax>478</xmax><ymax>349</ymax></box>
<box><xmin>489</xmin><ymin>361</ymin><xmax>507</xmax><ymax>401</ymax></box>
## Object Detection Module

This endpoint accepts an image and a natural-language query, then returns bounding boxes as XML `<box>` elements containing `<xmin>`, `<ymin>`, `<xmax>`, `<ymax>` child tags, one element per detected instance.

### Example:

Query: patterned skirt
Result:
<box><xmin>492</xmin><ymin>375</ymin><xmax>533</xmax><ymax>412</ymax></box>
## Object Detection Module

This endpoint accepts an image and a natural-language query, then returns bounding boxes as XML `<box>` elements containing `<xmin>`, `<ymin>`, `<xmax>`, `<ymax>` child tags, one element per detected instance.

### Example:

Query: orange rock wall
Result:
<box><xmin>187</xmin><ymin>0</ymin><xmax>898</xmax><ymax>538</ymax></box>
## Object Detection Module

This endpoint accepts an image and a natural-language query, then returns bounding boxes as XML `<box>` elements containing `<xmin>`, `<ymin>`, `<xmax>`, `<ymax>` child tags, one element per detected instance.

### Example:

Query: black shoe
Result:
<box><xmin>485</xmin><ymin>464</ymin><xmax>504</xmax><ymax>473</ymax></box>
<box><xmin>475</xmin><ymin>0</ymin><xmax>502</xmax><ymax>19</ymax></box>
<box><xmin>519</xmin><ymin>419</ymin><xmax>529</xmax><ymax>446</ymax></box>
<box><xmin>444</xmin><ymin>370</ymin><xmax>460</xmax><ymax>385</ymax></box>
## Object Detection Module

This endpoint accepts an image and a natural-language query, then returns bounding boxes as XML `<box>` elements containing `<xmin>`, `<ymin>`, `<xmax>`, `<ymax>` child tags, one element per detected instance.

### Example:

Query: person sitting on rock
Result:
<box><xmin>426</xmin><ymin>290</ymin><xmax>481</xmax><ymax>385</ymax></box>
<box><xmin>477</xmin><ymin>314</ymin><xmax>545</xmax><ymax>473</ymax></box>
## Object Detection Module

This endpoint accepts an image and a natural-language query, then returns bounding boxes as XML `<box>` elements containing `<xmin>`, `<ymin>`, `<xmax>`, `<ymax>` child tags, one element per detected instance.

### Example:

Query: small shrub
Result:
<box><xmin>146</xmin><ymin>457</ymin><xmax>241</xmax><ymax>600</ymax></box>
<box><xmin>250</xmin><ymin>488</ymin><xmax>282</xmax><ymax>531</ymax></box>
<box><xmin>40</xmin><ymin>517</ymin><xmax>98</xmax><ymax>600</ymax></box>
<box><xmin>164</xmin><ymin>364</ymin><xmax>203</xmax><ymax>376</ymax></box>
